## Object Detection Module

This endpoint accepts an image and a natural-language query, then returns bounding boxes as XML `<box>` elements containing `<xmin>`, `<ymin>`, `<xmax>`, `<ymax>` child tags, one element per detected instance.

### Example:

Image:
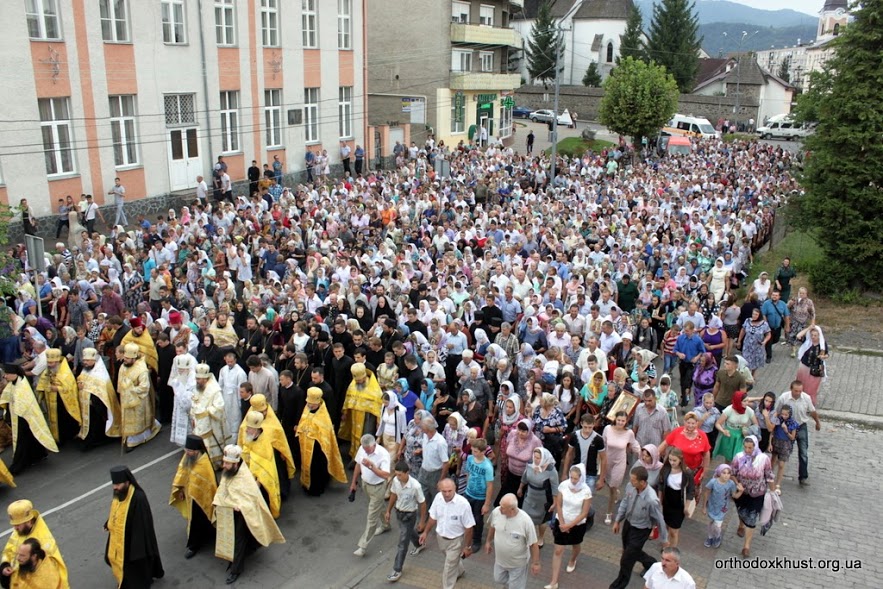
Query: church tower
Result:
<box><xmin>818</xmin><ymin>0</ymin><xmax>849</xmax><ymax>41</ymax></box>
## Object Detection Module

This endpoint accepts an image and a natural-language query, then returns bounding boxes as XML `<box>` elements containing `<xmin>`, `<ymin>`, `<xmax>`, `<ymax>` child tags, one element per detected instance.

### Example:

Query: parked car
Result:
<box><xmin>528</xmin><ymin>109</ymin><xmax>574</xmax><ymax>127</ymax></box>
<box><xmin>512</xmin><ymin>105</ymin><xmax>532</xmax><ymax>118</ymax></box>
<box><xmin>755</xmin><ymin>119</ymin><xmax>814</xmax><ymax>140</ymax></box>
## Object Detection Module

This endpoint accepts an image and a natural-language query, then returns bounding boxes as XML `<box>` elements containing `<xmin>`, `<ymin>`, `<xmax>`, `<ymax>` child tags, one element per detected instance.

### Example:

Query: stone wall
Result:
<box><xmin>514</xmin><ymin>85</ymin><xmax>760</xmax><ymax>126</ymax></box>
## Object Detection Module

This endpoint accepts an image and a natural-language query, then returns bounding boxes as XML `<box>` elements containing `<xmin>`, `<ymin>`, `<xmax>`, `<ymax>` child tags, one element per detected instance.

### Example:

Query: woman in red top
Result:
<box><xmin>657</xmin><ymin>411</ymin><xmax>711</xmax><ymax>484</ymax></box>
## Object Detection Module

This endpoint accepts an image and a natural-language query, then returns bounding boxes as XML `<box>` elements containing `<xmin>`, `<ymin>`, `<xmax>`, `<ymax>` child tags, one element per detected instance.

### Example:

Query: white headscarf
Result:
<box><xmin>797</xmin><ymin>326</ymin><xmax>827</xmax><ymax>370</ymax></box>
<box><xmin>532</xmin><ymin>447</ymin><xmax>555</xmax><ymax>473</ymax></box>
<box><xmin>567</xmin><ymin>463</ymin><xmax>587</xmax><ymax>492</ymax></box>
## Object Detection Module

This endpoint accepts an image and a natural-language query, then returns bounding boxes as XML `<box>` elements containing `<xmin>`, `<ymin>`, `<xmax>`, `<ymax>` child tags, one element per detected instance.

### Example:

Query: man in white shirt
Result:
<box><xmin>599</xmin><ymin>321</ymin><xmax>622</xmax><ymax>355</ymax></box>
<box><xmin>195</xmin><ymin>175</ymin><xmax>208</xmax><ymax>204</ymax></box>
<box><xmin>485</xmin><ymin>493</ymin><xmax>540</xmax><ymax>589</ymax></box>
<box><xmin>418</xmin><ymin>478</ymin><xmax>475</xmax><ymax>589</ymax></box>
<box><xmin>351</xmin><ymin>434</ymin><xmax>392</xmax><ymax>557</ymax></box>
<box><xmin>643</xmin><ymin>547</ymin><xmax>696</xmax><ymax>589</ymax></box>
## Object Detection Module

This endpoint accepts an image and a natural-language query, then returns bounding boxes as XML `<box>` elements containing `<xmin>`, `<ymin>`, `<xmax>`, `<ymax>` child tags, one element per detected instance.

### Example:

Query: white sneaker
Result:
<box><xmin>409</xmin><ymin>545</ymin><xmax>425</xmax><ymax>556</ymax></box>
<box><xmin>353</xmin><ymin>547</ymin><xmax>366</xmax><ymax>557</ymax></box>
<box><xmin>375</xmin><ymin>526</ymin><xmax>390</xmax><ymax>535</ymax></box>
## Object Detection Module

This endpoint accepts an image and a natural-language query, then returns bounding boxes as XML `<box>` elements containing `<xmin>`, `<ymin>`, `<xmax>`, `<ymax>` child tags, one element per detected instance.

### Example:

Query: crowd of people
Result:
<box><xmin>0</xmin><ymin>135</ymin><xmax>828</xmax><ymax>587</ymax></box>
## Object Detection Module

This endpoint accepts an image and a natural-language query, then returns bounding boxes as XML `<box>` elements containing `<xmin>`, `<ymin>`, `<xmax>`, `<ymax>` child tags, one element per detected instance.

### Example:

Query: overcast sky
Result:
<box><xmin>728</xmin><ymin>0</ymin><xmax>823</xmax><ymax>15</ymax></box>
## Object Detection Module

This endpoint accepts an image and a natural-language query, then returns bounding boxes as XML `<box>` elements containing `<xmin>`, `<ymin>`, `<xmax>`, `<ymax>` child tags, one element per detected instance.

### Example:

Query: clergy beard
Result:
<box><xmin>354</xmin><ymin>381</ymin><xmax>366</xmax><ymax>392</ymax></box>
<box><xmin>221</xmin><ymin>464</ymin><xmax>240</xmax><ymax>479</ymax></box>
<box><xmin>48</xmin><ymin>365</ymin><xmax>59</xmax><ymax>375</ymax></box>
<box><xmin>245</xmin><ymin>433</ymin><xmax>256</xmax><ymax>442</ymax></box>
<box><xmin>184</xmin><ymin>454</ymin><xmax>199</xmax><ymax>468</ymax></box>
<box><xmin>18</xmin><ymin>558</ymin><xmax>36</xmax><ymax>573</ymax></box>
<box><xmin>113</xmin><ymin>488</ymin><xmax>129</xmax><ymax>501</ymax></box>
<box><xmin>196</xmin><ymin>382</ymin><xmax>205</xmax><ymax>392</ymax></box>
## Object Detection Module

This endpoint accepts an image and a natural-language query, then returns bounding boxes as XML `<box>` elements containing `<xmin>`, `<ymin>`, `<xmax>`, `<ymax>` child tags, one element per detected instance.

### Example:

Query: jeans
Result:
<box><xmin>678</xmin><ymin>361</ymin><xmax>695</xmax><ymax>401</ymax></box>
<box><xmin>663</xmin><ymin>353</ymin><xmax>678</xmax><ymax>375</ymax></box>
<box><xmin>465</xmin><ymin>495</ymin><xmax>486</xmax><ymax>548</ymax></box>
<box><xmin>114</xmin><ymin>197</ymin><xmax>128</xmax><ymax>226</ymax></box>
<box><xmin>796</xmin><ymin>423</ymin><xmax>809</xmax><ymax>481</ymax></box>
<box><xmin>392</xmin><ymin>509</ymin><xmax>420</xmax><ymax>573</ymax></box>
<box><xmin>55</xmin><ymin>217</ymin><xmax>69</xmax><ymax>238</ymax></box>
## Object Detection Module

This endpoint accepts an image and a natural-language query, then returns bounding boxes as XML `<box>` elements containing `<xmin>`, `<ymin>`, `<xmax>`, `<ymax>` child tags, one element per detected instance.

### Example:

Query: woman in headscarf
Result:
<box><xmin>547</xmin><ymin>463</ymin><xmax>592</xmax><ymax>587</ymax></box>
<box><xmin>518</xmin><ymin>447</ymin><xmax>558</xmax><ymax>547</ymax></box>
<box><xmin>702</xmin><ymin>315</ymin><xmax>727</xmax><ymax>364</ymax></box>
<box><xmin>786</xmin><ymin>286</ymin><xmax>816</xmax><ymax>358</ymax></box>
<box><xmin>521</xmin><ymin>317</ymin><xmax>548</xmax><ymax>354</ymax></box>
<box><xmin>421</xmin><ymin>350</ymin><xmax>446</xmax><ymax>385</ymax></box>
<box><xmin>376</xmin><ymin>392</ymin><xmax>407</xmax><ymax>455</ymax></box>
<box><xmin>737</xmin><ymin>307</ymin><xmax>771</xmax><ymax>375</ymax></box>
<box><xmin>516</xmin><ymin>344</ymin><xmax>537</xmax><ymax>392</ymax></box>
<box><xmin>709</xmin><ymin>256</ymin><xmax>730</xmax><ymax>302</ymax></box>
<box><xmin>795</xmin><ymin>325</ymin><xmax>828</xmax><ymax>404</ymax></box>
<box><xmin>397</xmin><ymin>408</ymin><xmax>430</xmax><ymax>474</ymax></box>
<box><xmin>691</xmin><ymin>352</ymin><xmax>718</xmax><ymax>407</ymax></box>
<box><xmin>674</xmin><ymin>266</ymin><xmax>690</xmax><ymax>289</ymax></box>
<box><xmin>730</xmin><ymin>435</ymin><xmax>774</xmax><ymax>557</ymax></box>
<box><xmin>713</xmin><ymin>391</ymin><xmax>759</xmax><ymax>462</ymax></box>
<box><xmin>632</xmin><ymin>443</ymin><xmax>664</xmax><ymax>488</ymax></box>
<box><xmin>196</xmin><ymin>333</ymin><xmax>224</xmax><ymax>378</ymax></box>
<box><xmin>418</xmin><ymin>378</ymin><xmax>436</xmax><ymax>415</ymax></box>
<box><xmin>353</xmin><ymin>301</ymin><xmax>374</xmax><ymax>332</ymax></box>
<box><xmin>631</xmin><ymin>348</ymin><xmax>658</xmax><ymax>385</ymax></box>
<box><xmin>373</xmin><ymin>295</ymin><xmax>397</xmax><ymax>324</ymax></box>
<box><xmin>496</xmin><ymin>417</ymin><xmax>542</xmax><ymax>506</ymax></box>
<box><xmin>458</xmin><ymin>388</ymin><xmax>487</xmax><ymax>433</ymax></box>
<box><xmin>577</xmin><ymin>369</ymin><xmax>608</xmax><ymax>424</ymax></box>
<box><xmin>472</xmin><ymin>328</ymin><xmax>491</xmax><ymax>362</ymax></box>
<box><xmin>655</xmin><ymin>373</ymin><xmax>680</xmax><ymax>428</ymax></box>
<box><xmin>442</xmin><ymin>411</ymin><xmax>469</xmax><ymax>456</ymax></box>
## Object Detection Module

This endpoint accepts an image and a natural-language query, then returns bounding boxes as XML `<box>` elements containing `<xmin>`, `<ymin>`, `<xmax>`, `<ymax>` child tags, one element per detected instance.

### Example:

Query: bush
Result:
<box><xmin>807</xmin><ymin>260</ymin><xmax>854</xmax><ymax>298</ymax></box>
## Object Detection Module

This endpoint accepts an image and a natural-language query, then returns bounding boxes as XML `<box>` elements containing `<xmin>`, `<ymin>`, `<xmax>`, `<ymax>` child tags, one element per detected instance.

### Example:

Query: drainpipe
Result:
<box><xmin>196</xmin><ymin>0</ymin><xmax>214</xmax><ymax>174</ymax></box>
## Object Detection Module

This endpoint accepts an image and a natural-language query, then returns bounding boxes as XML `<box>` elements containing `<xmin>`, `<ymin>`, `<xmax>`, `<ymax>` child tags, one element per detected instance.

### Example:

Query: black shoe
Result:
<box><xmin>225</xmin><ymin>573</ymin><xmax>239</xmax><ymax>584</ymax></box>
<box><xmin>766</xmin><ymin>358</ymin><xmax>772</xmax><ymax>364</ymax></box>
<box><xmin>799</xmin><ymin>479</ymin><xmax>810</xmax><ymax>487</ymax></box>
<box><xmin>184</xmin><ymin>548</ymin><xmax>197</xmax><ymax>559</ymax></box>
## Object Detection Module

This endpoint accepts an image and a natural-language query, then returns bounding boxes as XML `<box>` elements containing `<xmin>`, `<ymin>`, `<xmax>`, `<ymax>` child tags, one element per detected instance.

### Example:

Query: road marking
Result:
<box><xmin>0</xmin><ymin>449</ymin><xmax>180</xmax><ymax>539</ymax></box>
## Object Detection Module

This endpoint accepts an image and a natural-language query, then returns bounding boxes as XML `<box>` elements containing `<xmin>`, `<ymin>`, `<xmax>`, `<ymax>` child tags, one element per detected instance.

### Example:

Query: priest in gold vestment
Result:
<box><xmin>169</xmin><ymin>435</ymin><xmax>217</xmax><ymax>559</ymax></box>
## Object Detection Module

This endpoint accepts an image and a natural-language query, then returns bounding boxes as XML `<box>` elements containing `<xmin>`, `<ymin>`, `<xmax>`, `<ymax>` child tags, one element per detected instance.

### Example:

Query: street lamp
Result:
<box><xmin>550</xmin><ymin>0</ymin><xmax>586</xmax><ymax>186</ymax></box>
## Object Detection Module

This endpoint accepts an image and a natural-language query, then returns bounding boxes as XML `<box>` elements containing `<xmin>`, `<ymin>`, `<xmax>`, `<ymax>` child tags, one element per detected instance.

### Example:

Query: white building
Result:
<box><xmin>0</xmin><ymin>0</ymin><xmax>366</xmax><ymax>216</ymax></box>
<box><xmin>513</xmin><ymin>0</ymin><xmax>633</xmax><ymax>86</ymax></box>
<box><xmin>693</xmin><ymin>55</ymin><xmax>795</xmax><ymax>125</ymax></box>
<box><xmin>755</xmin><ymin>0</ymin><xmax>850</xmax><ymax>91</ymax></box>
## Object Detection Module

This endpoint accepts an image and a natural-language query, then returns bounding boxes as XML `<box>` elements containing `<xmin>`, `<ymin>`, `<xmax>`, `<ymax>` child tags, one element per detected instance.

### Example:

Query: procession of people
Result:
<box><xmin>0</xmin><ymin>133</ymin><xmax>823</xmax><ymax>586</ymax></box>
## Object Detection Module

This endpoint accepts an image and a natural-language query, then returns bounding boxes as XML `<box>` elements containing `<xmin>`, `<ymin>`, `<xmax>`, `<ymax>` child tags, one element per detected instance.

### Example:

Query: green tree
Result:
<box><xmin>526</xmin><ymin>1</ymin><xmax>563</xmax><ymax>85</ymax></box>
<box><xmin>582</xmin><ymin>63</ymin><xmax>602</xmax><ymax>87</ymax></box>
<box><xmin>645</xmin><ymin>0</ymin><xmax>702</xmax><ymax>92</ymax></box>
<box><xmin>618</xmin><ymin>4</ymin><xmax>646</xmax><ymax>64</ymax></box>
<box><xmin>599</xmin><ymin>57</ymin><xmax>679</xmax><ymax>145</ymax></box>
<box><xmin>777</xmin><ymin>55</ymin><xmax>791</xmax><ymax>83</ymax></box>
<box><xmin>792</xmin><ymin>2</ymin><xmax>883</xmax><ymax>293</ymax></box>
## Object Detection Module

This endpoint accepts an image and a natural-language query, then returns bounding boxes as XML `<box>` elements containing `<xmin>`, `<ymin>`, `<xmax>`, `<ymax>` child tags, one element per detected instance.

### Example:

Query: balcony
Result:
<box><xmin>450</xmin><ymin>23</ymin><xmax>522</xmax><ymax>48</ymax></box>
<box><xmin>449</xmin><ymin>71</ymin><xmax>522</xmax><ymax>91</ymax></box>
<box><xmin>509</xmin><ymin>0</ymin><xmax>524</xmax><ymax>7</ymax></box>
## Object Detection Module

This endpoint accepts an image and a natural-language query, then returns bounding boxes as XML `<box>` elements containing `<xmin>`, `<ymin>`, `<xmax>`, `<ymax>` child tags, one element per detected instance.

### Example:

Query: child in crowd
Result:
<box><xmin>766</xmin><ymin>403</ymin><xmax>799</xmax><ymax>492</ymax></box>
<box><xmin>701</xmin><ymin>464</ymin><xmax>743</xmax><ymax>548</ymax></box>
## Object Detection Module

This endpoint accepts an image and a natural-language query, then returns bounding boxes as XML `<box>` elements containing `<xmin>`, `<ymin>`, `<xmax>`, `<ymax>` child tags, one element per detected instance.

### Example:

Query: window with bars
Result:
<box><xmin>39</xmin><ymin>98</ymin><xmax>75</xmax><ymax>175</ymax></box>
<box><xmin>302</xmin><ymin>0</ymin><xmax>317</xmax><ymax>48</ymax></box>
<box><xmin>220</xmin><ymin>91</ymin><xmax>240</xmax><ymax>153</ymax></box>
<box><xmin>215</xmin><ymin>0</ymin><xmax>235</xmax><ymax>46</ymax></box>
<box><xmin>264</xmin><ymin>89</ymin><xmax>282</xmax><ymax>148</ymax></box>
<box><xmin>26</xmin><ymin>0</ymin><xmax>61</xmax><ymax>40</ymax></box>
<box><xmin>161</xmin><ymin>0</ymin><xmax>186</xmax><ymax>44</ymax></box>
<box><xmin>337</xmin><ymin>0</ymin><xmax>351</xmax><ymax>50</ymax></box>
<box><xmin>100</xmin><ymin>0</ymin><xmax>129</xmax><ymax>42</ymax></box>
<box><xmin>164</xmin><ymin>94</ymin><xmax>196</xmax><ymax>127</ymax></box>
<box><xmin>338</xmin><ymin>87</ymin><xmax>352</xmax><ymax>139</ymax></box>
<box><xmin>110</xmin><ymin>95</ymin><xmax>138</xmax><ymax>167</ymax></box>
<box><xmin>261</xmin><ymin>0</ymin><xmax>279</xmax><ymax>47</ymax></box>
<box><xmin>304</xmin><ymin>88</ymin><xmax>319</xmax><ymax>143</ymax></box>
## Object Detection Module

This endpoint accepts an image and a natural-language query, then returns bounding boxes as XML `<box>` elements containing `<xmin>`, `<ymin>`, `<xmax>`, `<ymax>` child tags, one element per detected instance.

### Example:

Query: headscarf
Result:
<box><xmin>713</xmin><ymin>463</ymin><xmax>733</xmax><ymax>478</ymax></box>
<box><xmin>797</xmin><ymin>326</ymin><xmax>826</xmax><ymax>367</ymax></box>
<box><xmin>641</xmin><ymin>444</ymin><xmax>663</xmax><ymax>471</ymax></box>
<box><xmin>461</xmin><ymin>388</ymin><xmax>476</xmax><ymax>404</ymax></box>
<box><xmin>735</xmin><ymin>434</ymin><xmax>767</xmax><ymax>477</ymax></box>
<box><xmin>501</xmin><ymin>395</ymin><xmax>522</xmax><ymax>426</ymax></box>
<box><xmin>474</xmin><ymin>328</ymin><xmax>490</xmax><ymax>346</ymax></box>
<box><xmin>634</xmin><ymin>348</ymin><xmax>657</xmax><ymax>368</ymax></box>
<box><xmin>396</xmin><ymin>378</ymin><xmax>410</xmax><ymax>397</ymax></box>
<box><xmin>708</xmin><ymin>315</ymin><xmax>723</xmax><ymax>330</ymax></box>
<box><xmin>582</xmin><ymin>369</ymin><xmax>607</xmax><ymax>402</ymax></box>
<box><xmin>420</xmin><ymin>379</ymin><xmax>436</xmax><ymax>411</ymax></box>
<box><xmin>567</xmin><ymin>463</ymin><xmax>587</xmax><ymax>493</ymax></box>
<box><xmin>384</xmin><ymin>392</ymin><xmax>401</xmax><ymax>414</ymax></box>
<box><xmin>731</xmin><ymin>390</ymin><xmax>747</xmax><ymax>414</ymax></box>
<box><xmin>532</xmin><ymin>447</ymin><xmax>555</xmax><ymax>473</ymax></box>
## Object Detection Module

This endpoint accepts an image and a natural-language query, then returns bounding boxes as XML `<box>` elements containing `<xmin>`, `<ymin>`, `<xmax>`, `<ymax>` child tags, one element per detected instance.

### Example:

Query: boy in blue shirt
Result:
<box><xmin>463</xmin><ymin>438</ymin><xmax>494</xmax><ymax>553</ymax></box>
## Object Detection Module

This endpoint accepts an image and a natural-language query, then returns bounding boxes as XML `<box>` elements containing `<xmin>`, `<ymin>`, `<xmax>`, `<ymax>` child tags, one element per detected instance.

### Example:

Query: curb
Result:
<box><xmin>818</xmin><ymin>410</ymin><xmax>883</xmax><ymax>430</ymax></box>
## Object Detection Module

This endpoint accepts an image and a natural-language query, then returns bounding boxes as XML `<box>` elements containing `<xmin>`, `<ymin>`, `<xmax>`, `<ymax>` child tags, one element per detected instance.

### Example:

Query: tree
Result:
<box><xmin>792</xmin><ymin>2</ymin><xmax>883</xmax><ymax>293</ymax></box>
<box><xmin>598</xmin><ymin>57</ymin><xmax>679</xmax><ymax>145</ymax></box>
<box><xmin>526</xmin><ymin>1</ymin><xmax>563</xmax><ymax>85</ymax></box>
<box><xmin>777</xmin><ymin>55</ymin><xmax>791</xmax><ymax>83</ymax></box>
<box><xmin>645</xmin><ymin>0</ymin><xmax>702</xmax><ymax>92</ymax></box>
<box><xmin>618</xmin><ymin>4</ymin><xmax>646</xmax><ymax>64</ymax></box>
<box><xmin>582</xmin><ymin>63</ymin><xmax>602</xmax><ymax>87</ymax></box>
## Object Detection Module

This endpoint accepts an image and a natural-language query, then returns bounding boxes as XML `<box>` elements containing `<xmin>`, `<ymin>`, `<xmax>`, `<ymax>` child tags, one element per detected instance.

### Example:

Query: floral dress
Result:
<box><xmin>741</xmin><ymin>319</ymin><xmax>770</xmax><ymax>371</ymax></box>
<box><xmin>402</xmin><ymin>419</ymin><xmax>424</xmax><ymax>473</ymax></box>
<box><xmin>124</xmin><ymin>271</ymin><xmax>143</xmax><ymax>312</ymax></box>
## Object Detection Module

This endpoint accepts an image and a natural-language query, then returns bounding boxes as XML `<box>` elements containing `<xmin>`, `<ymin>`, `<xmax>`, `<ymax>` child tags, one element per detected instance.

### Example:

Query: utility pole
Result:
<box><xmin>733</xmin><ymin>30</ymin><xmax>758</xmax><ymax>132</ymax></box>
<box><xmin>550</xmin><ymin>0</ymin><xmax>586</xmax><ymax>186</ymax></box>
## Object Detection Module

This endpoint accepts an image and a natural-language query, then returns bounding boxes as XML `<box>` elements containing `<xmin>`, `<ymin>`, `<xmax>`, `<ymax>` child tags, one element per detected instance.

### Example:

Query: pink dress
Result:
<box><xmin>603</xmin><ymin>425</ymin><xmax>640</xmax><ymax>487</ymax></box>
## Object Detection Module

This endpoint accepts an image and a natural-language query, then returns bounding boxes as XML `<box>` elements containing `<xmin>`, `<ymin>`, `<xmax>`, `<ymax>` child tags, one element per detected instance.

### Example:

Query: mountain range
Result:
<box><xmin>634</xmin><ymin>0</ymin><xmax>820</xmax><ymax>53</ymax></box>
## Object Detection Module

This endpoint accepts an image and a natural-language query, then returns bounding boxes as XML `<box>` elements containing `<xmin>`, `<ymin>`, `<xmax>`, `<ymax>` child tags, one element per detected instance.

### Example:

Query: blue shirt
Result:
<box><xmin>673</xmin><ymin>333</ymin><xmax>706</xmax><ymax>361</ymax></box>
<box><xmin>704</xmin><ymin>478</ymin><xmax>737</xmax><ymax>521</ymax></box>
<box><xmin>761</xmin><ymin>299</ymin><xmax>789</xmax><ymax>329</ymax></box>
<box><xmin>463</xmin><ymin>455</ymin><xmax>494</xmax><ymax>500</ymax></box>
<box><xmin>497</xmin><ymin>297</ymin><xmax>522</xmax><ymax>323</ymax></box>
<box><xmin>446</xmin><ymin>332</ymin><xmax>468</xmax><ymax>355</ymax></box>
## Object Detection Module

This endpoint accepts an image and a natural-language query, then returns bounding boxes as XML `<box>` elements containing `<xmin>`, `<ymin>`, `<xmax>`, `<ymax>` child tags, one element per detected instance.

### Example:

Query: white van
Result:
<box><xmin>662</xmin><ymin>114</ymin><xmax>719</xmax><ymax>139</ymax></box>
<box><xmin>755</xmin><ymin>119</ymin><xmax>813</xmax><ymax>140</ymax></box>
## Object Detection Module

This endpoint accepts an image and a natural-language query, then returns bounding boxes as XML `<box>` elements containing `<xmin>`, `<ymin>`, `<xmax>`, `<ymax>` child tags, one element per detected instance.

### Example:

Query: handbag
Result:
<box><xmin>542</xmin><ymin>478</ymin><xmax>554</xmax><ymax>523</ymax></box>
<box><xmin>685</xmin><ymin>498</ymin><xmax>696</xmax><ymax>519</ymax></box>
<box><xmin>809</xmin><ymin>358</ymin><xmax>824</xmax><ymax>377</ymax></box>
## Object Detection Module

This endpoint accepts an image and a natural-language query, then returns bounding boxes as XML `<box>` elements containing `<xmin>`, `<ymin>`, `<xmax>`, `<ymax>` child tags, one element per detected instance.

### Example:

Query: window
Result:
<box><xmin>161</xmin><ymin>0</ymin><xmax>186</xmax><ymax>44</ymax></box>
<box><xmin>450</xmin><ymin>93</ymin><xmax>465</xmax><ymax>134</ymax></box>
<box><xmin>452</xmin><ymin>50</ymin><xmax>472</xmax><ymax>72</ymax></box>
<box><xmin>606</xmin><ymin>42</ymin><xmax>614</xmax><ymax>63</ymax></box>
<box><xmin>452</xmin><ymin>1</ymin><xmax>470</xmax><ymax>23</ymax></box>
<box><xmin>479</xmin><ymin>4</ymin><xmax>494</xmax><ymax>26</ymax></box>
<box><xmin>39</xmin><ymin>98</ymin><xmax>74</xmax><ymax>175</ymax></box>
<box><xmin>109</xmin><ymin>95</ymin><xmax>138</xmax><ymax>167</ymax></box>
<box><xmin>26</xmin><ymin>0</ymin><xmax>61</xmax><ymax>40</ymax></box>
<box><xmin>480</xmin><ymin>51</ymin><xmax>494</xmax><ymax>72</ymax></box>
<box><xmin>214</xmin><ymin>0</ymin><xmax>235</xmax><ymax>46</ymax></box>
<box><xmin>499</xmin><ymin>103</ymin><xmax>513</xmax><ymax>139</ymax></box>
<box><xmin>220</xmin><ymin>91</ymin><xmax>240</xmax><ymax>153</ymax></box>
<box><xmin>100</xmin><ymin>0</ymin><xmax>129</xmax><ymax>42</ymax></box>
<box><xmin>304</xmin><ymin>88</ymin><xmax>319</xmax><ymax>143</ymax></box>
<box><xmin>302</xmin><ymin>0</ymin><xmax>317</xmax><ymax>48</ymax></box>
<box><xmin>264</xmin><ymin>89</ymin><xmax>282</xmax><ymax>148</ymax></box>
<box><xmin>164</xmin><ymin>93</ymin><xmax>196</xmax><ymax>126</ymax></box>
<box><xmin>261</xmin><ymin>0</ymin><xmax>279</xmax><ymax>47</ymax></box>
<box><xmin>338</xmin><ymin>86</ymin><xmax>353</xmax><ymax>139</ymax></box>
<box><xmin>337</xmin><ymin>0</ymin><xmax>352</xmax><ymax>49</ymax></box>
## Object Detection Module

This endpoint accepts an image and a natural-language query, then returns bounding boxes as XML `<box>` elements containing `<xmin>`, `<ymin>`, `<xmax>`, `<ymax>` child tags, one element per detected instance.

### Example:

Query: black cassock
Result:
<box><xmin>105</xmin><ymin>487</ymin><xmax>165</xmax><ymax>589</ymax></box>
